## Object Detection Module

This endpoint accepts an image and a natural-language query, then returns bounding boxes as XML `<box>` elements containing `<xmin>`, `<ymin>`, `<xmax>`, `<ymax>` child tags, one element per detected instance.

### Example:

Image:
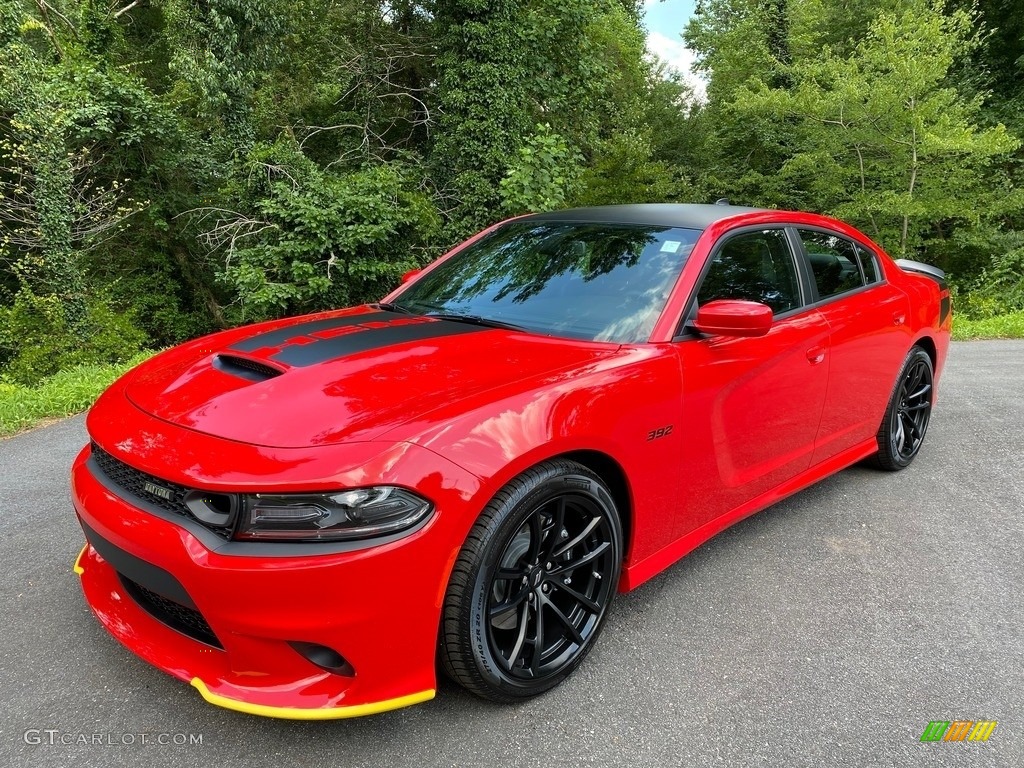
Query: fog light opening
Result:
<box><xmin>289</xmin><ymin>641</ymin><xmax>356</xmax><ymax>677</ymax></box>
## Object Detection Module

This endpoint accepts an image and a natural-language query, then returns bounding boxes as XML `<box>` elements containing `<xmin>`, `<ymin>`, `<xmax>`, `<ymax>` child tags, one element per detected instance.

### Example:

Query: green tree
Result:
<box><xmin>576</xmin><ymin>8</ymin><xmax>693</xmax><ymax>206</ymax></box>
<box><xmin>683</xmin><ymin>0</ymin><xmax>796</xmax><ymax>204</ymax></box>
<box><xmin>685</xmin><ymin>0</ymin><xmax>1022</xmax><ymax>274</ymax></box>
<box><xmin>432</xmin><ymin>0</ymin><xmax>659</xmax><ymax>235</ymax></box>
<box><xmin>734</xmin><ymin>1</ymin><xmax>1020</xmax><ymax>259</ymax></box>
<box><xmin>0</xmin><ymin>2</ymin><xmax>151</xmax><ymax>326</ymax></box>
<box><xmin>0</xmin><ymin>1</ymin><xmax>160</xmax><ymax>379</ymax></box>
<box><xmin>197</xmin><ymin>138</ymin><xmax>440</xmax><ymax>321</ymax></box>
<box><xmin>500</xmin><ymin>123</ymin><xmax>582</xmax><ymax>214</ymax></box>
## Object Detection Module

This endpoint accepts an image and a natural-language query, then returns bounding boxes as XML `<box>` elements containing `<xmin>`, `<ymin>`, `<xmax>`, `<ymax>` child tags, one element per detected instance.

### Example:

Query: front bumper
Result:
<box><xmin>71</xmin><ymin>437</ymin><xmax>479</xmax><ymax>719</ymax></box>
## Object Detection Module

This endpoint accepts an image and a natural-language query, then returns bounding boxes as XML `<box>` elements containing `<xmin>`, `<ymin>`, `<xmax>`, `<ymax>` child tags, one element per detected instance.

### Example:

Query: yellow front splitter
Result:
<box><xmin>190</xmin><ymin>678</ymin><xmax>435</xmax><ymax>720</ymax></box>
<box><xmin>73</xmin><ymin>544</ymin><xmax>87</xmax><ymax>575</ymax></box>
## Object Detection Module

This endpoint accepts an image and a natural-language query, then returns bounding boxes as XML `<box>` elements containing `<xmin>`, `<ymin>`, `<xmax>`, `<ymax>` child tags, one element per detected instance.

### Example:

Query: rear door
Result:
<box><xmin>792</xmin><ymin>228</ymin><xmax>911</xmax><ymax>465</ymax></box>
<box><xmin>674</xmin><ymin>227</ymin><xmax>830</xmax><ymax>534</ymax></box>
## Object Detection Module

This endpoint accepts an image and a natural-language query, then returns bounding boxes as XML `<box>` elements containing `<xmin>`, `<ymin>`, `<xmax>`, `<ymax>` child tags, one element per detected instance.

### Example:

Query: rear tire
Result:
<box><xmin>440</xmin><ymin>459</ymin><xmax>622</xmax><ymax>703</ymax></box>
<box><xmin>872</xmin><ymin>346</ymin><xmax>934</xmax><ymax>471</ymax></box>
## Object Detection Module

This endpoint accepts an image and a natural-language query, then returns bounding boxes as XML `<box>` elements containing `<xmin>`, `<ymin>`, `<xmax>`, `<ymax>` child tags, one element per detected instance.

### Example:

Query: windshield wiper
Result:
<box><xmin>424</xmin><ymin>312</ymin><xmax>531</xmax><ymax>333</ymax></box>
<box><xmin>375</xmin><ymin>301</ymin><xmax>415</xmax><ymax>314</ymax></box>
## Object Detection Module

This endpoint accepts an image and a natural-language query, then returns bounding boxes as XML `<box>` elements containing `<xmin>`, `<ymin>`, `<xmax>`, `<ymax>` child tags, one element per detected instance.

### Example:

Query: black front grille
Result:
<box><xmin>120</xmin><ymin>575</ymin><xmax>223</xmax><ymax>648</ymax></box>
<box><xmin>90</xmin><ymin>445</ymin><xmax>234</xmax><ymax>539</ymax></box>
<box><xmin>92</xmin><ymin>445</ymin><xmax>191</xmax><ymax>516</ymax></box>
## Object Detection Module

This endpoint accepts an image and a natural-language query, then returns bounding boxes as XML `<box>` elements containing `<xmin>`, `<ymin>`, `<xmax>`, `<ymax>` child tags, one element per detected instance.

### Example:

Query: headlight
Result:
<box><xmin>234</xmin><ymin>486</ymin><xmax>433</xmax><ymax>542</ymax></box>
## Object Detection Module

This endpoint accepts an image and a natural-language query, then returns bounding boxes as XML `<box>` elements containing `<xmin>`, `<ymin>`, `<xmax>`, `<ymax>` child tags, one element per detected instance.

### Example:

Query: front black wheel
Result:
<box><xmin>440</xmin><ymin>459</ymin><xmax>622</xmax><ymax>702</ymax></box>
<box><xmin>872</xmin><ymin>346</ymin><xmax>934</xmax><ymax>471</ymax></box>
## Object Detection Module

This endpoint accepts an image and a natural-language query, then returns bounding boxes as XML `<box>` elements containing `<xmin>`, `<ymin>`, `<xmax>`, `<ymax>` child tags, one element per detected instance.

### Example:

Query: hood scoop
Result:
<box><xmin>213</xmin><ymin>354</ymin><xmax>285</xmax><ymax>382</ymax></box>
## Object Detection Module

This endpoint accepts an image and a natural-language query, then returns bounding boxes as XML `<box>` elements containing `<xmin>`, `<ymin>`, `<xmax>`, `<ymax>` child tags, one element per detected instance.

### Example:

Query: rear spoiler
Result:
<box><xmin>896</xmin><ymin>259</ymin><xmax>951</xmax><ymax>325</ymax></box>
<box><xmin>895</xmin><ymin>258</ymin><xmax>946</xmax><ymax>287</ymax></box>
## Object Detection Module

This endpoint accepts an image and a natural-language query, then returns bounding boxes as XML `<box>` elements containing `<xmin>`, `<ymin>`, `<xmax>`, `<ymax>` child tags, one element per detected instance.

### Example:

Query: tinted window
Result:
<box><xmin>396</xmin><ymin>222</ymin><xmax>701</xmax><ymax>343</ymax></box>
<box><xmin>697</xmin><ymin>229</ymin><xmax>800</xmax><ymax>313</ymax></box>
<box><xmin>856</xmin><ymin>244</ymin><xmax>880</xmax><ymax>284</ymax></box>
<box><xmin>798</xmin><ymin>230</ymin><xmax>864</xmax><ymax>299</ymax></box>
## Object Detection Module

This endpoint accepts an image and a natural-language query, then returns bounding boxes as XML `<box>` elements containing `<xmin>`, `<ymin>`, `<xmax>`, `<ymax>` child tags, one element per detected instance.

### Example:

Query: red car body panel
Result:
<box><xmin>122</xmin><ymin>311</ymin><xmax>619</xmax><ymax>448</ymax></box>
<box><xmin>72</xmin><ymin>207</ymin><xmax>951</xmax><ymax>718</ymax></box>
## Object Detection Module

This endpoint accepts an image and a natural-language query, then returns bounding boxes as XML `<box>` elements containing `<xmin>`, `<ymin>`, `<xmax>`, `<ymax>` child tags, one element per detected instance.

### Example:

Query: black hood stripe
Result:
<box><xmin>231</xmin><ymin>311</ymin><xmax>391</xmax><ymax>353</ymax></box>
<box><xmin>230</xmin><ymin>313</ymin><xmax>489</xmax><ymax>368</ymax></box>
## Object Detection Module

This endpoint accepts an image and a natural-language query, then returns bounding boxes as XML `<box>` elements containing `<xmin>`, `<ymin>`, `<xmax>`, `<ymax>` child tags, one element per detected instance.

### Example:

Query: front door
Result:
<box><xmin>674</xmin><ymin>227</ymin><xmax>830</xmax><ymax>535</ymax></box>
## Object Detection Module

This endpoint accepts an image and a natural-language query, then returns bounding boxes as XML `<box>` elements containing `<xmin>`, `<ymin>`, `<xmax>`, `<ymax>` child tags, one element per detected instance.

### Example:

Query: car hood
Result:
<box><xmin>124</xmin><ymin>307</ymin><xmax>618</xmax><ymax>448</ymax></box>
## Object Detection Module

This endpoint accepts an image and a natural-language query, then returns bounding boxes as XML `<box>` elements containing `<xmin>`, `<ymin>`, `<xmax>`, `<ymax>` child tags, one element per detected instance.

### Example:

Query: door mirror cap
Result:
<box><xmin>693</xmin><ymin>300</ymin><xmax>773</xmax><ymax>337</ymax></box>
<box><xmin>401</xmin><ymin>268</ymin><xmax>421</xmax><ymax>285</ymax></box>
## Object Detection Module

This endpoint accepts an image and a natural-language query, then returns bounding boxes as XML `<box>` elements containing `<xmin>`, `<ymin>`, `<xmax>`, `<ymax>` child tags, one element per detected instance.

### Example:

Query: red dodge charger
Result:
<box><xmin>72</xmin><ymin>204</ymin><xmax>951</xmax><ymax>718</ymax></box>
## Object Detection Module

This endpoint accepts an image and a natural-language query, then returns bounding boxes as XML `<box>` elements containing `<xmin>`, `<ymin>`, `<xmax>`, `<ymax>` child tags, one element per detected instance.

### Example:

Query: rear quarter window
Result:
<box><xmin>856</xmin><ymin>244</ymin><xmax>881</xmax><ymax>284</ymax></box>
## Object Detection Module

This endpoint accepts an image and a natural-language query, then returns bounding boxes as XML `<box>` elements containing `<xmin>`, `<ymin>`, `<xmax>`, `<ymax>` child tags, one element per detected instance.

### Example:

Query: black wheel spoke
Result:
<box><xmin>496</xmin><ymin>567</ymin><xmax>525</xmax><ymax>581</ymax></box>
<box><xmin>906</xmin><ymin>364</ymin><xmax>924</xmax><ymax>394</ymax></box>
<box><xmin>553</xmin><ymin>516</ymin><xmax>601</xmax><ymax>559</ymax></box>
<box><xmin>504</xmin><ymin>600</ymin><xmax>531</xmax><ymax>671</ymax></box>
<box><xmin>553</xmin><ymin>540</ymin><xmax>610</xmax><ymax>574</ymax></box>
<box><xmin>543</xmin><ymin>595</ymin><xmax>584</xmax><ymax>645</ymax></box>
<box><xmin>553</xmin><ymin>582</ymin><xmax>601</xmax><ymax>613</ymax></box>
<box><xmin>540</xmin><ymin>498</ymin><xmax>567</xmax><ymax>560</ymax></box>
<box><xmin>909</xmin><ymin>383</ymin><xmax>931</xmax><ymax>401</ymax></box>
<box><xmin>530</xmin><ymin>600</ymin><xmax>545</xmax><ymax>677</ymax></box>
<box><xmin>526</xmin><ymin>513</ymin><xmax>543</xmax><ymax>563</ymax></box>
<box><xmin>489</xmin><ymin>586</ymin><xmax>529</xmax><ymax>618</ymax></box>
<box><xmin>900</xmin><ymin>411</ymin><xmax>921</xmax><ymax>441</ymax></box>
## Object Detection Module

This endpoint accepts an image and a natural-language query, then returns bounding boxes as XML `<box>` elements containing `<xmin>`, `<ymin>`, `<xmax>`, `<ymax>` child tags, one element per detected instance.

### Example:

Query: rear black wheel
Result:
<box><xmin>872</xmin><ymin>346</ymin><xmax>934</xmax><ymax>471</ymax></box>
<box><xmin>440</xmin><ymin>459</ymin><xmax>622</xmax><ymax>702</ymax></box>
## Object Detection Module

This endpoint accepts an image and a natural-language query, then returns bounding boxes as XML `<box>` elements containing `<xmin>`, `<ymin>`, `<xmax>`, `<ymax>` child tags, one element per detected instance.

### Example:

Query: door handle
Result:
<box><xmin>893</xmin><ymin>311</ymin><xmax>906</xmax><ymax>325</ymax></box>
<box><xmin>806</xmin><ymin>346</ymin><xmax>826</xmax><ymax>365</ymax></box>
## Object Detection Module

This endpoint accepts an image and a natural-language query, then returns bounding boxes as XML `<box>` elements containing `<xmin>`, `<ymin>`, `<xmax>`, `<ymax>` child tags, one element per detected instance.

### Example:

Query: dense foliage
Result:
<box><xmin>683</xmin><ymin>0</ymin><xmax>1024</xmax><ymax>317</ymax></box>
<box><xmin>0</xmin><ymin>0</ymin><xmax>1021</xmax><ymax>385</ymax></box>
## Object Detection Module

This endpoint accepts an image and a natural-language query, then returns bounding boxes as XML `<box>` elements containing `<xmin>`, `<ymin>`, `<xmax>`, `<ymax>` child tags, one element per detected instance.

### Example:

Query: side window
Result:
<box><xmin>856</xmin><ymin>244</ymin><xmax>880</xmax><ymax>284</ymax></box>
<box><xmin>797</xmin><ymin>229</ymin><xmax>864</xmax><ymax>299</ymax></box>
<box><xmin>697</xmin><ymin>229</ymin><xmax>801</xmax><ymax>314</ymax></box>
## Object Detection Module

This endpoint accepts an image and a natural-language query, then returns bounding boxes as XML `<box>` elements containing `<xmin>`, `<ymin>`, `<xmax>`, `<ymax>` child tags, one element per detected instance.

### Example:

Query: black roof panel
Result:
<box><xmin>522</xmin><ymin>203</ymin><xmax>767</xmax><ymax>230</ymax></box>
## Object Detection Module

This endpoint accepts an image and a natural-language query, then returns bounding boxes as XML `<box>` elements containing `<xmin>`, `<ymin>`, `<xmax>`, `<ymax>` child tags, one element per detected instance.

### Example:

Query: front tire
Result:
<box><xmin>872</xmin><ymin>346</ymin><xmax>934</xmax><ymax>471</ymax></box>
<box><xmin>440</xmin><ymin>459</ymin><xmax>623</xmax><ymax>703</ymax></box>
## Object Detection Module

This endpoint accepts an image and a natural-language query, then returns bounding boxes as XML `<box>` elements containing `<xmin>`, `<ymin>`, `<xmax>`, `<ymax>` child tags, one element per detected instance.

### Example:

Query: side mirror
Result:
<box><xmin>401</xmin><ymin>268</ymin><xmax>421</xmax><ymax>285</ymax></box>
<box><xmin>693</xmin><ymin>299</ymin><xmax>773</xmax><ymax>337</ymax></box>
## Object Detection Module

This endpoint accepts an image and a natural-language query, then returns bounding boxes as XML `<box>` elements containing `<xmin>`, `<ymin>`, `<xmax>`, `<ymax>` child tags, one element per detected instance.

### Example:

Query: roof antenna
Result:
<box><xmin>714</xmin><ymin>197</ymin><xmax>731</xmax><ymax>206</ymax></box>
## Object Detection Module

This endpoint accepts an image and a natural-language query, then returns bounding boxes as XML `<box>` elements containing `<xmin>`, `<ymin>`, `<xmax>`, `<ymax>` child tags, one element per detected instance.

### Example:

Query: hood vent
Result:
<box><xmin>213</xmin><ymin>354</ymin><xmax>285</xmax><ymax>382</ymax></box>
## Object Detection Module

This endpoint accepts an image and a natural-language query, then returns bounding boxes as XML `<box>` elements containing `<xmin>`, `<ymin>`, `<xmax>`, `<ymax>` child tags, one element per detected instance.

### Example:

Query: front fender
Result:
<box><xmin>408</xmin><ymin>346</ymin><xmax>687</xmax><ymax>578</ymax></box>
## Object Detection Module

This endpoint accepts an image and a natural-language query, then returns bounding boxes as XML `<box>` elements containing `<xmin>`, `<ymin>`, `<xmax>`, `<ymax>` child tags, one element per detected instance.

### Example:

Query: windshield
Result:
<box><xmin>394</xmin><ymin>221</ymin><xmax>700</xmax><ymax>343</ymax></box>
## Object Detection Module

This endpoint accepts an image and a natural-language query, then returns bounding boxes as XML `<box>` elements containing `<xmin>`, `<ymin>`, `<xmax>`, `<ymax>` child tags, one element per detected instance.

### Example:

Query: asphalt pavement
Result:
<box><xmin>1</xmin><ymin>341</ymin><xmax>1021</xmax><ymax>768</ymax></box>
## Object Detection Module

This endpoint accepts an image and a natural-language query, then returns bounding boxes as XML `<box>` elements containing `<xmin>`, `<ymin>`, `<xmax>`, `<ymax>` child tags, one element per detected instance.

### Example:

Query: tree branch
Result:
<box><xmin>114</xmin><ymin>0</ymin><xmax>143</xmax><ymax>19</ymax></box>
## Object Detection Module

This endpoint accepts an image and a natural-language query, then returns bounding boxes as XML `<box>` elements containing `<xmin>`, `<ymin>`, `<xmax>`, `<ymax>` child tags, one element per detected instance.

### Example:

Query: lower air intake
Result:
<box><xmin>119</xmin><ymin>575</ymin><xmax>223</xmax><ymax>649</ymax></box>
